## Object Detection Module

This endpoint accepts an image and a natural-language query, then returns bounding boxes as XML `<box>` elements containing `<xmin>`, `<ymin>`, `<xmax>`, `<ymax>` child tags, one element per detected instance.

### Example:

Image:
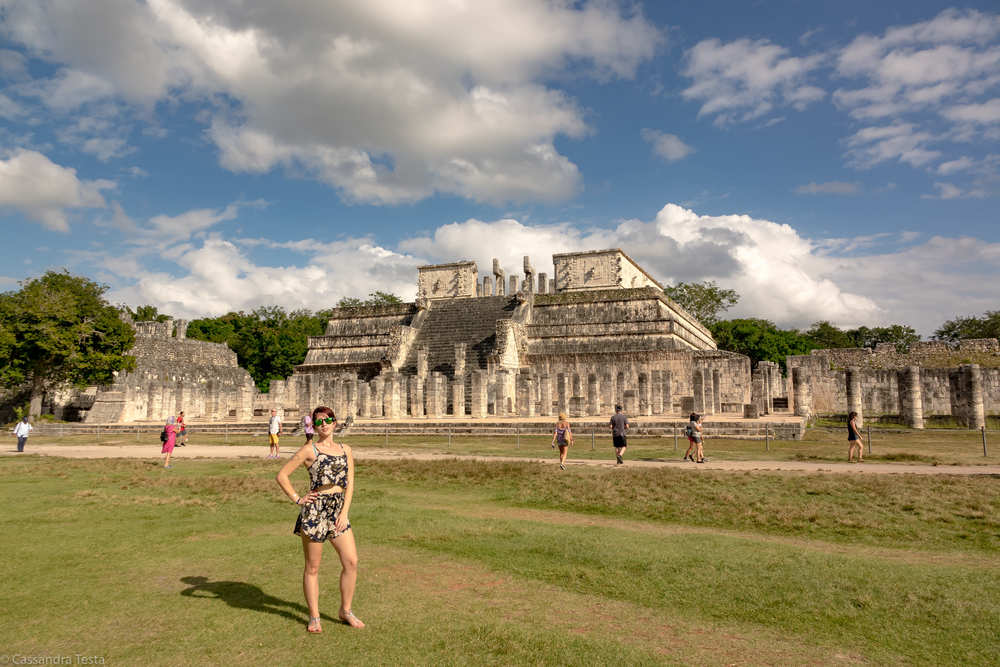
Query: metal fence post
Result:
<box><xmin>225</xmin><ymin>423</ymin><xmax>229</xmax><ymax>443</ymax></box>
<box><xmin>448</xmin><ymin>427</ymin><xmax>452</xmax><ymax>448</ymax></box>
<box><xmin>591</xmin><ymin>429</ymin><xmax>595</xmax><ymax>450</ymax></box>
<box><xmin>515</xmin><ymin>425</ymin><xmax>519</xmax><ymax>450</ymax></box>
<box><xmin>384</xmin><ymin>424</ymin><xmax>388</xmax><ymax>448</ymax></box>
<box><xmin>867</xmin><ymin>425</ymin><xmax>872</xmax><ymax>456</ymax></box>
<box><xmin>983</xmin><ymin>426</ymin><xmax>988</xmax><ymax>458</ymax></box>
<box><xmin>673</xmin><ymin>425</ymin><xmax>677</xmax><ymax>452</ymax></box>
<box><xmin>765</xmin><ymin>426</ymin><xmax>770</xmax><ymax>452</ymax></box>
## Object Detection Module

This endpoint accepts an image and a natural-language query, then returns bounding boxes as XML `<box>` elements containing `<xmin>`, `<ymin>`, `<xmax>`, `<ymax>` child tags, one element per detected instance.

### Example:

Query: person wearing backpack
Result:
<box><xmin>551</xmin><ymin>412</ymin><xmax>573</xmax><ymax>470</ymax></box>
<box><xmin>683</xmin><ymin>413</ymin><xmax>704</xmax><ymax>463</ymax></box>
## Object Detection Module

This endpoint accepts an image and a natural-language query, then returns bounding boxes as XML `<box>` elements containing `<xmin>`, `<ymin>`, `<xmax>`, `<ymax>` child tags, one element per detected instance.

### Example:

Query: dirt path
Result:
<box><xmin>4</xmin><ymin>442</ymin><xmax>998</xmax><ymax>475</ymax></box>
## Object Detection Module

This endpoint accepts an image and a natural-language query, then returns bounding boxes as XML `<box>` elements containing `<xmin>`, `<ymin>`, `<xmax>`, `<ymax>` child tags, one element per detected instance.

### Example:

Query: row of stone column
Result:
<box><xmin>477</xmin><ymin>274</ymin><xmax>557</xmax><ymax>296</ymax></box>
<box><xmin>138</xmin><ymin>378</ymin><xmax>254</xmax><ymax>422</ymax></box>
<box><xmin>299</xmin><ymin>366</ymin><xmax>741</xmax><ymax>419</ymax></box>
<box><xmin>842</xmin><ymin>364</ymin><xmax>985</xmax><ymax>429</ymax></box>
<box><xmin>274</xmin><ymin>364</ymin><xmax>724</xmax><ymax>422</ymax></box>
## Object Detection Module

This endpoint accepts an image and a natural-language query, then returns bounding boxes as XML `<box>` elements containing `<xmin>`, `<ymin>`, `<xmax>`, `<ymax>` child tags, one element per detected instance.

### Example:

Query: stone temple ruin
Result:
<box><xmin>268</xmin><ymin>249</ymin><xmax>752</xmax><ymax>420</ymax></box>
<box><xmin>62</xmin><ymin>247</ymin><xmax>996</xmax><ymax>430</ymax></box>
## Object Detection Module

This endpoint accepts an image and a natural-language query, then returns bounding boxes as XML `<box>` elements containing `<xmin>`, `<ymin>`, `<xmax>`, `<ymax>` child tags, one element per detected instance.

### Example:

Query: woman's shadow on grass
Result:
<box><xmin>180</xmin><ymin>576</ymin><xmax>334</xmax><ymax>626</ymax></box>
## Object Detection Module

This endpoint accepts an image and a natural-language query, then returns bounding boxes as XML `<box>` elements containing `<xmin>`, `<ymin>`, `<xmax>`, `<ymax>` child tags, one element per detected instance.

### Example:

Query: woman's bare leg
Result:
<box><xmin>331</xmin><ymin>530</ymin><xmax>364</xmax><ymax>628</ymax></box>
<box><xmin>301</xmin><ymin>535</ymin><xmax>324</xmax><ymax>623</ymax></box>
<box><xmin>684</xmin><ymin>439</ymin><xmax>695</xmax><ymax>459</ymax></box>
<box><xmin>559</xmin><ymin>445</ymin><xmax>568</xmax><ymax>465</ymax></box>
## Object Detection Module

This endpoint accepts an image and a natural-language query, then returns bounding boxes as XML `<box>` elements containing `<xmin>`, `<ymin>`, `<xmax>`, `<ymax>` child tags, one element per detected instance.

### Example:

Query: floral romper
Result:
<box><xmin>293</xmin><ymin>442</ymin><xmax>351</xmax><ymax>542</ymax></box>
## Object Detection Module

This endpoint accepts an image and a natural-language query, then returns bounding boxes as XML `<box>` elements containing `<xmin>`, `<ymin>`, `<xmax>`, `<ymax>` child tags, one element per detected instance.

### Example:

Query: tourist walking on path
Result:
<box><xmin>610</xmin><ymin>404</ymin><xmax>629</xmax><ymax>465</ymax></box>
<box><xmin>268</xmin><ymin>409</ymin><xmax>282</xmax><ymax>459</ymax></box>
<box><xmin>551</xmin><ymin>412</ymin><xmax>573</xmax><ymax>470</ymax></box>
<box><xmin>684</xmin><ymin>413</ymin><xmax>704</xmax><ymax>463</ymax></box>
<box><xmin>176</xmin><ymin>411</ymin><xmax>187</xmax><ymax>446</ymax></box>
<box><xmin>276</xmin><ymin>406</ymin><xmax>365</xmax><ymax>633</ymax></box>
<box><xmin>12</xmin><ymin>416</ymin><xmax>32</xmax><ymax>452</ymax></box>
<box><xmin>161</xmin><ymin>416</ymin><xmax>177</xmax><ymax>468</ymax></box>
<box><xmin>300</xmin><ymin>414</ymin><xmax>315</xmax><ymax>445</ymax></box>
<box><xmin>848</xmin><ymin>411</ymin><xmax>865</xmax><ymax>463</ymax></box>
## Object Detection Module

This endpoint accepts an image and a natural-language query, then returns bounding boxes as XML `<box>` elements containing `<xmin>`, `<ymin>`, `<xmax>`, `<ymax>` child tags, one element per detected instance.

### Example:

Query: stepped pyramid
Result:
<box><xmin>400</xmin><ymin>296</ymin><xmax>517</xmax><ymax>377</ymax></box>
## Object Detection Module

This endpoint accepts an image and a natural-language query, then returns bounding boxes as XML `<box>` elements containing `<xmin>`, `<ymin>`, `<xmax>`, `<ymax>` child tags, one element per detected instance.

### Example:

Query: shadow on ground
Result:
<box><xmin>180</xmin><ymin>575</ymin><xmax>333</xmax><ymax>626</ymax></box>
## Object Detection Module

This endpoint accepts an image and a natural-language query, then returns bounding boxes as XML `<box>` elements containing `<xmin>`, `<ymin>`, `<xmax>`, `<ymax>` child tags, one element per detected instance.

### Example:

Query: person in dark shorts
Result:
<box><xmin>610</xmin><ymin>404</ymin><xmax>629</xmax><ymax>464</ymax></box>
<box><xmin>176</xmin><ymin>411</ymin><xmax>187</xmax><ymax>446</ymax></box>
<box><xmin>847</xmin><ymin>411</ymin><xmax>864</xmax><ymax>462</ymax></box>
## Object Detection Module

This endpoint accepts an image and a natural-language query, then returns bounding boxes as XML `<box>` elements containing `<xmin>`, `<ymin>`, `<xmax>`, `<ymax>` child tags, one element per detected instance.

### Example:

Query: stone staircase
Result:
<box><xmin>400</xmin><ymin>296</ymin><xmax>517</xmax><ymax>377</ymax></box>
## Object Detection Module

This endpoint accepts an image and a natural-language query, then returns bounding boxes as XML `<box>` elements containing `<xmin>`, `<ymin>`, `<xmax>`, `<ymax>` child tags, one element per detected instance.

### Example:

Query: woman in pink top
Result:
<box><xmin>162</xmin><ymin>416</ymin><xmax>177</xmax><ymax>468</ymax></box>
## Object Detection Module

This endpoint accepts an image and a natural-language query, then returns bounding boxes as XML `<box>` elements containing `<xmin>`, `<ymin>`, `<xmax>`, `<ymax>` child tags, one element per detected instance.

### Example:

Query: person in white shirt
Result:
<box><xmin>267</xmin><ymin>409</ymin><xmax>282</xmax><ymax>459</ymax></box>
<box><xmin>13</xmin><ymin>417</ymin><xmax>32</xmax><ymax>452</ymax></box>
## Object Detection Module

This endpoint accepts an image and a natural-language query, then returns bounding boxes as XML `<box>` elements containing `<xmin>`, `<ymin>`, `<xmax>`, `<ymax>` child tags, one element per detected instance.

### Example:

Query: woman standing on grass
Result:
<box><xmin>276</xmin><ymin>406</ymin><xmax>365</xmax><ymax>633</ymax></box>
<box><xmin>161</xmin><ymin>416</ymin><xmax>177</xmax><ymax>468</ymax></box>
<box><xmin>848</xmin><ymin>411</ymin><xmax>864</xmax><ymax>463</ymax></box>
<box><xmin>551</xmin><ymin>412</ymin><xmax>573</xmax><ymax>470</ymax></box>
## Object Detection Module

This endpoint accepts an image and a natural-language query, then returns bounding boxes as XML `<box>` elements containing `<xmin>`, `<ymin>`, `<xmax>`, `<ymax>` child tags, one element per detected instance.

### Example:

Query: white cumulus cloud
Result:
<box><xmin>0</xmin><ymin>149</ymin><xmax>113</xmax><ymax>231</ymax></box>
<box><xmin>1</xmin><ymin>0</ymin><xmax>661</xmax><ymax>205</ymax></box>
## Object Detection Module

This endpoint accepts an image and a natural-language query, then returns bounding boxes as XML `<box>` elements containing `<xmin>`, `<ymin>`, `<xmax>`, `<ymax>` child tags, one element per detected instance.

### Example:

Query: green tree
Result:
<box><xmin>187</xmin><ymin>307</ymin><xmax>328</xmax><ymax>393</ymax></box>
<box><xmin>933</xmin><ymin>311</ymin><xmax>1000</xmax><ymax>343</ymax></box>
<box><xmin>664</xmin><ymin>281</ymin><xmax>739</xmax><ymax>325</ymax></box>
<box><xmin>125</xmin><ymin>304</ymin><xmax>171</xmax><ymax>322</ymax></box>
<box><xmin>0</xmin><ymin>271</ymin><xmax>135</xmax><ymax>416</ymax></box>
<box><xmin>186</xmin><ymin>292</ymin><xmax>403</xmax><ymax>391</ymax></box>
<box><xmin>710</xmin><ymin>318</ymin><xmax>815</xmax><ymax>372</ymax></box>
<box><xmin>803</xmin><ymin>321</ymin><xmax>855</xmax><ymax>349</ymax></box>
<box><xmin>337</xmin><ymin>291</ymin><xmax>404</xmax><ymax>308</ymax></box>
<box><xmin>849</xmin><ymin>325</ymin><xmax>920</xmax><ymax>352</ymax></box>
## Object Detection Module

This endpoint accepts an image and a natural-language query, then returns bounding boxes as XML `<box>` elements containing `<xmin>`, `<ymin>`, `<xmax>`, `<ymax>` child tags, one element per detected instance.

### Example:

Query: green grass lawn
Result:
<box><xmin>1</xmin><ymin>456</ymin><xmax>997</xmax><ymax>665</ymax></box>
<box><xmin>28</xmin><ymin>424</ymin><xmax>1000</xmax><ymax>466</ymax></box>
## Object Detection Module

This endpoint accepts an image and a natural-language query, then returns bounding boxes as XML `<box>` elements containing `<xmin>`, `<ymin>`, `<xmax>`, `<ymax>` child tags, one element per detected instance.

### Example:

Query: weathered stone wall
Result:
<box><xmin>83</xmin><ymin>320</ymin><xmax>257</xmax><ymax>423</ymax></box>
<box><xmin>417</xmin><ymin>261</ymin><xmax>478</xmax><ymax>300</ymax></box>
<box><xmin>297</xmin><ymin>303</ymin><xmax>419</xmax><ymax>380</ymax></box>
<box><xmin>787</xmin><ymin>340</ymin><xmax>1000</xmax><ymax>418</ymax></box>
<box><xmin>552</xmin><ymin>248</ymin><xmax>662</xmax><ymax>292</ymax></box>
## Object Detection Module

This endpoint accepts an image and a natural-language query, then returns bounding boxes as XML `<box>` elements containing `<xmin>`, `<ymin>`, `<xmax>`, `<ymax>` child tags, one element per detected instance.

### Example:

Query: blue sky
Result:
<box><xmin>0</xmin><ymin>1</ymin><xmax>997</xmax><ymax>335</ymax></box>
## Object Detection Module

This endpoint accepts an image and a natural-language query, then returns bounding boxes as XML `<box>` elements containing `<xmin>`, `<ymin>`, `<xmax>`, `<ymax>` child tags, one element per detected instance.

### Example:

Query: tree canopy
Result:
<box><xmin>663</xmin><ymin>280</ymin><xmax>739</xmax><ymax>326</ymax></box>
<box><xmin>709</xmin><ymin>318</ymin><xmax>815</xmax><ymax>372</ymax></box>
<box><xmin>933</xmin><ymin>311</ymin><xmax>1000</xmax><ymax>343</ymax></box>
<box><xmin>337</xmin><ymin>291</ymin><xmax>405</xmax><ymax>308</ymax></box>
<box><xmin>803</xmin><ymin>321</ymin><xmax>920</xmax><ymax>352</ymax></box>
<box><xmin>186</xmin><ymin>307</ymin><xmax>328</xmax><ymax>393</ymax></box>
<box><xmin>0</xmin><ymin>271</ymin><xmax>135</xmax><ymax>414</ymax></box>
<box><xmin>125</xmin><ymin>304</ymin><xmax>171</xmax><ymax>322</ymax></box>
